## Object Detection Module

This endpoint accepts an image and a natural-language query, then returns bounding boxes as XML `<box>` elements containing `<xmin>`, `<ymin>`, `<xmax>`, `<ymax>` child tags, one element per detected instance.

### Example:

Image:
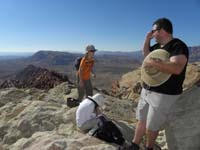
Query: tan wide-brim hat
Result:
<box><xmin>141</xmin><ymin>49</ymin><xmax>171</xmax><ymax>87</ymax></box>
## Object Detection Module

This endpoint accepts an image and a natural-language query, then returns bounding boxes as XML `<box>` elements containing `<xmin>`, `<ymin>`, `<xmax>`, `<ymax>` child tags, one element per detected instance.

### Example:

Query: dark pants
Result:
<box><xmin>77</xmin><ymin>77</ymin><xmax>93</xmax><ymax>101</ymax></box>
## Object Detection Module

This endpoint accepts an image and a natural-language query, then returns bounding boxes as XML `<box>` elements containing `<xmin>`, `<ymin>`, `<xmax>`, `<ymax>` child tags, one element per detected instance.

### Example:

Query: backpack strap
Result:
<box><xmin>87</xmin><ymin>96</ymin><xmax>98</xmax><ymax>108</ymax></box>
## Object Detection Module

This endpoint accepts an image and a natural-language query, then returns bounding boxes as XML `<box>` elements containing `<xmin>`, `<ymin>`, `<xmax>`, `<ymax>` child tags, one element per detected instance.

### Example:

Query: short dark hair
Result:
<box><xmin>153</xmin><ymin>18</ymin><xmax>173</xmax><ymax>34</ymax></box>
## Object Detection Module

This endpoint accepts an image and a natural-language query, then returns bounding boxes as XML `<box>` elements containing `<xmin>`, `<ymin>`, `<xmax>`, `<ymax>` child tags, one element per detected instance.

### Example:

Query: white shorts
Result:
<box><xmin>136</xmin><ymin>88</ymin><xmax>180</xmax><ymax>131</ymax></box>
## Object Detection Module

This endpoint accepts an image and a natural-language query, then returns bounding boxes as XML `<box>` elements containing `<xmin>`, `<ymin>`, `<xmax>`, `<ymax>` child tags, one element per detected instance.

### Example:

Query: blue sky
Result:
<box><xmin>0</xmin><ymin>0</ymin><xmax>199</xmax><ymax>53</ymax></box>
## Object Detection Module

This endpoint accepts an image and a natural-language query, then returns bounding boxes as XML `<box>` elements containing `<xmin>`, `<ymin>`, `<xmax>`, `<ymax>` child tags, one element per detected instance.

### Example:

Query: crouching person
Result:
<box><xmin>76</xmin><ymin>93</ymin><xmax>105</xmax><ymax>132</ymax></box>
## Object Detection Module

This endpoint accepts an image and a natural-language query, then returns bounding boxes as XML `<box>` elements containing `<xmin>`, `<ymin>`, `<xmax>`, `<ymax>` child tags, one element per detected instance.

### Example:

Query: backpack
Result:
<box><xmin>92</xmin><ymin>115</ymin><xmax>125</xmax><ymax>145</ymax></box>
<box><xmin>75</xmin><ymin>57</ymin><xmax>83</xmax><ymax>71</ymax></box>
<box><xmin>66</xmin><ymin>97</ymin><xmax>80</xmax><ymax>108</ymax></box>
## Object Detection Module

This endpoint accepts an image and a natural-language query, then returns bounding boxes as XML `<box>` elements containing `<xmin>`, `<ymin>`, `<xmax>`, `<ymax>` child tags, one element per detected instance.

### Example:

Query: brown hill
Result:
<box><xmin>0</xmin><ymin>65</ymin><xmax>70</xmax><ymax>90</ymax></box>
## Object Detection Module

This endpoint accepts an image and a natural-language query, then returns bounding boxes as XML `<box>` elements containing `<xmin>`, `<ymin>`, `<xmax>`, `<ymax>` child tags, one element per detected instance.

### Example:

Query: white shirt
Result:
<box><xmin>76</xmin><ymin>98</ymin><xmax>96</xmax><ymax>127</ymax></box>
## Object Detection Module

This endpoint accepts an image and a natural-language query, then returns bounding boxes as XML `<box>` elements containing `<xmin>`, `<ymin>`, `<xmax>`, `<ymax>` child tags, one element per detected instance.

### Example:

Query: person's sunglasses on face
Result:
<box><xmin>151</xmin><ymin>28</ymin><xmax>161</xmax><ymax>34</ymax></box>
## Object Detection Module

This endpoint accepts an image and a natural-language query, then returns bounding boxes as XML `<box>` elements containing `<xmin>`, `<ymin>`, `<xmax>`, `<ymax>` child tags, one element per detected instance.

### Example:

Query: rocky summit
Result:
<box><xmin>0</xmin><ymin>63</ymin><xmax>200</xmax><ymax>150</ymax></box>
<box><xmin>0</xmin><ymin>82</ymin><xmax>135</xmax><ymax>150</ymax></box>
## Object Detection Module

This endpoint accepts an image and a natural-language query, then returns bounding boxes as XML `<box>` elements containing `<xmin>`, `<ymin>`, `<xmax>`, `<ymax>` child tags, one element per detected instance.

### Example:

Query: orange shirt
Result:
<box><xmin>79</xmin><ymin>57</ymin><xmax>94</xmax><ymax>80</ymax></box>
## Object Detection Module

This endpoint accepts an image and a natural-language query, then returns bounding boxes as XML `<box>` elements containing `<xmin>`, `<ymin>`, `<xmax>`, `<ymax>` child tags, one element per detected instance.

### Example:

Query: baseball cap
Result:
<box><xmin>85</xmin><ymin>45</ymin><xmax>97</xmax><ymax>52</ymax></box>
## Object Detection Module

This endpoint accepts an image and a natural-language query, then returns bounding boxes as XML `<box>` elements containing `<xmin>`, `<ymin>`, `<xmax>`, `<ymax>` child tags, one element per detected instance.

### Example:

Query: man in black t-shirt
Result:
<box><xmin>127</xmin><ymin>18</ymin><xmax>188</xmax><ymax>150</ymax></box>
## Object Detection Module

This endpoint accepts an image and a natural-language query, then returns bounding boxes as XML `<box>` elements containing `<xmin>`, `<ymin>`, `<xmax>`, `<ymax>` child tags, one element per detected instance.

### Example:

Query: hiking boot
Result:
<box><xmin>118</xmin><ymin>142</ymin><xmax>140</xmax><ymax>150</ymax></box>
<box><xmin>145</xmin><ymin>147</ymin><xmax>153</xmax><ymax>150</ymax></box>
<box><xmin>145</xmin><ymin>144</ymin><xmax>162</xmax><ymax>150</ymax></box>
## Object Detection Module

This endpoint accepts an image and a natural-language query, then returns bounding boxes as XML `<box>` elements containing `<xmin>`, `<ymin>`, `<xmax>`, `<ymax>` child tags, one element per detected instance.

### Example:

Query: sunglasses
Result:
<box><xmin>151</xmin><ymin>28</ymin><xmax>161</xmax><ymax>34</ymax></box>
<box><xmin>88</xmin><ymin>50</ymin><xmax>96</xmax><ymax>52</ymax></box>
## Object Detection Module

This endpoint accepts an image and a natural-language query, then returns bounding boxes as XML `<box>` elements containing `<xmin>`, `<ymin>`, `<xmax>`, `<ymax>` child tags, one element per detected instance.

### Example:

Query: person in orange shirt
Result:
<box><xmin>77</xmin><ymin>45</ymin><xmax>97</xmax><ymax>101</ymax></box>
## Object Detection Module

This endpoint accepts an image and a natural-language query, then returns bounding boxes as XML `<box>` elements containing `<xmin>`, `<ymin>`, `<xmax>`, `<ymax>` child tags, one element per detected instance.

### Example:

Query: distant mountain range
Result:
<box><xmin>0</xmin><ymin>50</ymin><xmax>140</xmax><ymax>89</ymax></box>
<box><xmin>96</xmin><ymin>50</ymin><xmax>143</xmax><ymax>62</ymax></box>
<box><xmin>18</xmin><ymin>50</ymin><xmax>141</xmax><ymax>68</ymax></box>
<box><xmin>0</xmin><ymin>55</ymin><xmax>24</xmax><ymax>60</ymax></box>
<box><xmin>0</xmin><ymin>45</ymin><xmax>199</xmax><ymax>70</ymax></box>
<box><xmin>1</xmin><ymin>44</ymin><xmax>199</xmax><ymax>62</ymax></box>
<box><xmin>28</xmin><ymin>50</ymin><xmax>82</xmax><ymax>66</ymax></box>
<box><xmin>97</xmin><ymin>45</ymin><xmax>200</xmax><ymax>62</ymax></box>
<box><xmin>0</xmin><ymin>52</ymin><xmax>33</xmax><ymax>60</ymax></box>
<box><xmin>96</xmin><ymin>45</ymin><xmax>200</xmax><ymax>62</ymax></box>
<box><xmin>188</xmin><ymin>46</ymin><xmax>200</xmax><ymax>62</ymax></box>
<box><xmin>0</xmin><ymin>45</ymin><xmax>199</xmax><ymax>89</ymax></box>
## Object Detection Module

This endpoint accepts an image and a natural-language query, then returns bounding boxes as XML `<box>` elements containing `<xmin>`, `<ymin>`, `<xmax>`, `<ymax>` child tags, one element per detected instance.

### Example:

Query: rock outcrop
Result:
<box><xmin>165</xmin><ymin>86</ymin><xmax>200</xmax><ymax>150</ymax></box>
<box><xmin>111</xmin><ymin>63</ymin><xmax>200</xmax><ymax>102</ymax></box>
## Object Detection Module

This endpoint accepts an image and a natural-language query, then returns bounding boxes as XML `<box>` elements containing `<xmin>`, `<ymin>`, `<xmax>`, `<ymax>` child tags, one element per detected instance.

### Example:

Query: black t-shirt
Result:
<box><xmin>143</xmin><ymin>38</ymin><xmax>189</xmax><ymax>95</ymax></box>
